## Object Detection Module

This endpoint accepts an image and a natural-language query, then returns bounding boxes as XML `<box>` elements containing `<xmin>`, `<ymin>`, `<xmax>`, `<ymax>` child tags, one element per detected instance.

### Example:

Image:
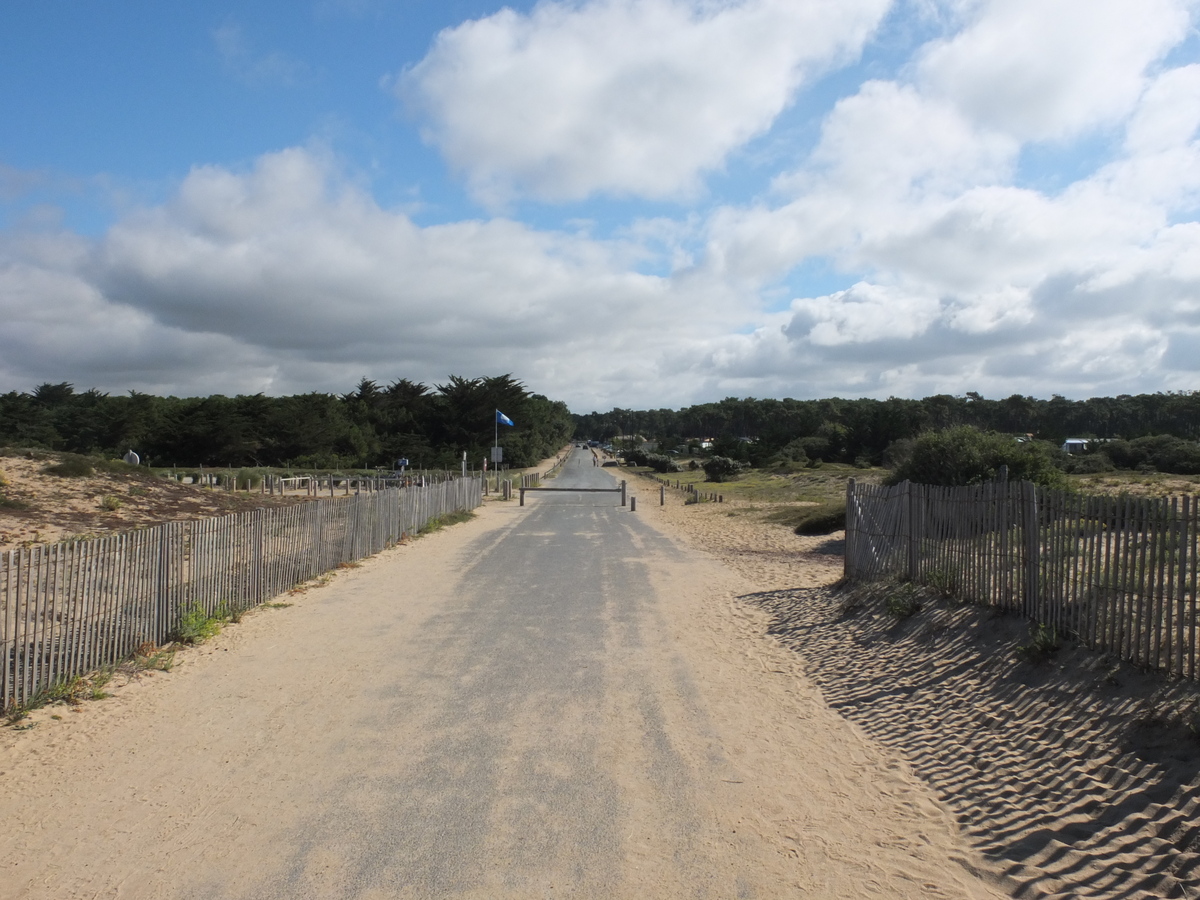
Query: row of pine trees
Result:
<box><xmin>0</xmin><ymin>375</ymin><xmax>574</xmax><ymax>470</ymax></box>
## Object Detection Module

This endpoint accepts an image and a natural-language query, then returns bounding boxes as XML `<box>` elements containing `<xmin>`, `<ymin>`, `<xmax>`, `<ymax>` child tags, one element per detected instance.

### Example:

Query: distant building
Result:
<box><xmin>1062</xmin><ymin>438</ymin><xmax>1110</xmax><ymax>454</ymax></box>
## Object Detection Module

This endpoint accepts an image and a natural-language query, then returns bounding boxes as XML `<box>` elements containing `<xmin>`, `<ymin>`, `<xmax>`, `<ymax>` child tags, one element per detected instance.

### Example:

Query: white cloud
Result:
<box><xmin>0</xmin><ymin>149</ymin><xmax>745</xmax><ymax>408</ymax></box>
<box><xmin>1125</xmin><ymin>63</ymin><xmax>1200</xmax><ymax>154</ymax></box>
<box><xmin>5</xmin><ymin>4</ymin><xmax>1200</xmax><ymax>410</ymax></box>
<box><xmin>398</xmin><ymin>0</ymin><xmax>890</xmax><ymax>206</ymax></box>
<box><xmin>688</xmin><ymin>0</ymin><xmax>1200</xmax><ymax>403</ymax></box>
<box><xmin>917</xmin><ymin>0</ymin><xmax>1192</xmax><ymax>141</ymax></box>
<box><xmin>783</xmin><ymin>80</ymin><xmax>1017</xmax><ymax>202</ymax></box>
<box><xmin>786</xmin><ymin>282</ymin><xmax>942</xmax><ymax>346</ymax></box>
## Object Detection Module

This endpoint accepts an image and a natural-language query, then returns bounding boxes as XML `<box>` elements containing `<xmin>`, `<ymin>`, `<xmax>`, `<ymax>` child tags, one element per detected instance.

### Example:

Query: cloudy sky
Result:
<box><xmin>2</xmin><ymin>0</ymin><xmax>1199</xmax><ymax>412</ymax></box>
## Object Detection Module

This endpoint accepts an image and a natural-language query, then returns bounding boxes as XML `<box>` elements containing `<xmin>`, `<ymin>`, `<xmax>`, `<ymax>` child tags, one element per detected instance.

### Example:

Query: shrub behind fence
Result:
<box><xmin>846</xmin><ymin>479</ymin><xmax>1199</xmax><ymax>679</ymax></box>
<box><xmin>1</xmin><ymin>476</ymin><xmax>482</xmax><ymax>712</ymax></box>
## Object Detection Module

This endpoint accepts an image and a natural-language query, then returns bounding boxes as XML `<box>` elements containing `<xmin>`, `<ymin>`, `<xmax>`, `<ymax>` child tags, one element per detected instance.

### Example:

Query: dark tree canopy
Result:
<box><xmin>0</xmin><ymin>375</ymin><xmax>574</xmax><ymax>470</ymax></box>
<box><xmin>573</xmin><ymin>391</ymin><xmax>1200</xmax><ymax>475</ymax></box>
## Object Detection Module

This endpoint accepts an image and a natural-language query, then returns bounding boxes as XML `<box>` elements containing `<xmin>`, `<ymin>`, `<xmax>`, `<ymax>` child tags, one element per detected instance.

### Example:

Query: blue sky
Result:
<box><xmin>2</xmin><ymin>0</ymin><xmax>1199</xmax><ymax>411</ymax></box>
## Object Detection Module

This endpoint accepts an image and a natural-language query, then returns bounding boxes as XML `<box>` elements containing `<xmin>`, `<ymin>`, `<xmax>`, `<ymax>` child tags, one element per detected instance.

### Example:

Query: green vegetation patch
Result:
<box><xmin>635</xmin><ymin>461</ymin><xmax>880</xmax><ymax>506</ymax></box>
<box><xmin>172</xmin><ymin>601</ymin><xmax>223</xmax><ymax>644</ymax></box>
<box><xmin>1016</xmin><ymin>623</ymin><xmax>1061</xmax><ymax>663</ymax></box>
<box><xmin>418</xmin><ymin>509</ymin><xmax>476</xmax><ymax>535</ymax></box>
<box><xmin>781</xmin><ymin>501</ymin><xmax>846</xmax><ymax>535</ymax></box>
<box><xmin>43</xmin><ymin>456</ymin><xmax>95</xmax><ymax>478</ymax></box>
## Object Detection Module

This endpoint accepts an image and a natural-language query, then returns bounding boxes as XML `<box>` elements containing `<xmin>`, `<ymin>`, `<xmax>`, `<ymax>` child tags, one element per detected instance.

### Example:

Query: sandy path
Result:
<box><xmin>0</xmin><ymin>452</ymin><xmax>1005</xmax><ymax>898</ymax></box>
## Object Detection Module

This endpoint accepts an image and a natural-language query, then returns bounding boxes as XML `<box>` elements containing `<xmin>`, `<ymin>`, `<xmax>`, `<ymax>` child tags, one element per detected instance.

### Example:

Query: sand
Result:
<box><xmin>0</xmin><ymin>454</ymin><xmax>303</xmax><ymax>551</ymax></box>
<box><xmin>622</xmin><ymin>469</ymin><xmax>1200</xmax><ymax>899</ymax></box>
<box><xmin>0</xmin><ymin>460</ymin><xmax>1018</xmax><ymax>899</ymax></box>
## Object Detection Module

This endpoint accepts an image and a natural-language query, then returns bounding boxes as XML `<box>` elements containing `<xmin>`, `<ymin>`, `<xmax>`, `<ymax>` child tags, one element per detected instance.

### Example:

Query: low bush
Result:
<box><xmin>172</xmin><ymin>601</ymin><xmax>222</xmax><ymax>644</ymax></box>
<box><xmin>791</xmin><ymin>502</ymin><xmax>846</xmax><ymax>535</ymax></box>
<box><xmin>1016</xmin><ymin>623</ymin><xmax>1060</xmax><ymax>662</ymax></box>
<box><xmin>885</xmin><ymin>586</ymin><xmax>922</xmax><ymax>618</ymax></box>
<box><xmin>1105</xmin><ymin>435</ymin><xmax>1200</xmax><ymax>475</ymax></box>
<box><xmin>44</xmin><ymin>456</ymin><xmax>95</xmax><ymax>478</ymax></box>
<box><xmin>767</xmin><ymin>438</ymin><xmax>810</xmax><ymax>469</ymax></box>
<box><xmin>702</xmin><ymin>456</ymin><xmax>744</xmax><ymax>483</ymax></box>
<box><xmin>645</xmin><ymin>453</ymin><xmax>681</xmax><ymax>473</ymax></box>
<box><xmin>1064</xmin><ymin>452</ymin><xmax>1115</xmax><ymax>474</ymax></box>
<box><xmin>886</xmin><ymin>426</ymin><xmax>1064</xmax><ymax>488</ymax></box>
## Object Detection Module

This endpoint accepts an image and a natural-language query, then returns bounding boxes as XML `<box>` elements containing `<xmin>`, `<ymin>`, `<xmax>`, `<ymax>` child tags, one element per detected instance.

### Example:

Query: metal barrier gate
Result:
<box><xmin>520</xmin><ymin>480</ymin><xmax>627</xmax><ymax>507</ymax></box>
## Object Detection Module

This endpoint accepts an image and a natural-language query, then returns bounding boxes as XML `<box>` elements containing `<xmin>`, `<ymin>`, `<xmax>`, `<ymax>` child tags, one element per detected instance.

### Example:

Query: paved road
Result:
<box><xmin>253</xmin><ymin>450</ymin><xmax>751</xmax><ymax>898</ymax></box>
<box><xmin>0</xmin><ymin>447</ymin><xmax>1004</xmax><ymax>899</ymax></box>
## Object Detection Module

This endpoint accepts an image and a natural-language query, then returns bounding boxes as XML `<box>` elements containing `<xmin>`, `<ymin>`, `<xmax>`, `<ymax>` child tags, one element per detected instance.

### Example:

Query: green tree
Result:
<box><xmin>886</xmin><ymin>426</ymin><xmax>1064</xmax><ymax>487</ymax></box>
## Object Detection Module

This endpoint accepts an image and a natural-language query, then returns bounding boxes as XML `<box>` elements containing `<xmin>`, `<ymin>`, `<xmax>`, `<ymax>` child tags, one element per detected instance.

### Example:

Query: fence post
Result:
<box><xmin>845</xmin><ymin>478</ymin><xmax>856</xmax><ymax>580</ymax></box>
<box><xmin>906</xmin><ymin>480</ymin><xmax>917</xmax><ymax>581</ymax></box>
<box><xmin>255</xmin><ymin>507</ymin><xmax>265</xmax><ymax>606</ymax></box>
<box><xmin>520</xmin><ymin>487</ymin><xmax>525</xmax><ymax>507</ymax></box>
<box><xmin>621</xmin><ymin>480</ymin><xmax>627</xmax><ymax>507</ymax></box>
<box><xmin>630</xmin><ymin>496</ymin><xmax>636</xmax><ymax>512</ymax></box>
<box><xmin>660</xmin><ymin>485</ymin><xmax>665</xmax><ymax>506</ymax></box>
<box><xmin>156</xmin><ymin>523</ymin><xmax>172</xmax><ymax>645</ymax></box>
<box><xmin>1023</xmin><ymin>480</ymin><xmax>1041</xmax><ymax>619</ymax></box>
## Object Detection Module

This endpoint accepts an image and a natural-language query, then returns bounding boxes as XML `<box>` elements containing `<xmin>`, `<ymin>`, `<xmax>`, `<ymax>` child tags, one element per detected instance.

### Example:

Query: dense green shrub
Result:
<box><xmin>767</xmin><ymin>438</ymin><xmax>810</xmax><ymax>469</ymax></box>
<box><xmin>622</xmin><ymin>448</ymin><xmax>651</xmax><ymax>466</ymax></box>
<box><xmin>886</xmin><ymin>426</ymin><xmax>1064</xmax><ymax>487</ymax></box>
<box><xmin>1063</xmin><ymin>451</ymin><xmax>1115</xmax><ymax>474</ymax></box>
<box><xmin>621</xmin><ymin>447</ymin><xmax>680</xmax><ymax>473</ymax></box>
<box><xmin>1105</xmin><ymin>435</ymin><xmax>1200</xmax><ymax>474</ymax></box>
<box><xmin>645</xmin><ymin>453</ymin><xmax>681</xmax><ymax>473</ymax></box>
<box><xmin>702</xmin><ymin>456</ymin><xmax>744</xmax><ymax>483</ymax></box>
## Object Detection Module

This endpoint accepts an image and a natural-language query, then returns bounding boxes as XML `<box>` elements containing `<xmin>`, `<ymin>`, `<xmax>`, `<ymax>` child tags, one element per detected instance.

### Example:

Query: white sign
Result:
<box><xmin>491</xmin><ymin>446</ymin><xmax>504</xmax><ymax>463</ymax></box>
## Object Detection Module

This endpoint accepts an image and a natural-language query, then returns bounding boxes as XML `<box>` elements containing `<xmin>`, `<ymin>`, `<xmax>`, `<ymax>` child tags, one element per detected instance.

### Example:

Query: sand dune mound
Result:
<box><xmin>757</xmin><ymin>585</ymin><xmax>1200</xmax><ymax>899</ymax></box>
<box><xmin>0</xmin><ymin>450</ymin><xmax>303</xmax><ymax>551</ymax></box>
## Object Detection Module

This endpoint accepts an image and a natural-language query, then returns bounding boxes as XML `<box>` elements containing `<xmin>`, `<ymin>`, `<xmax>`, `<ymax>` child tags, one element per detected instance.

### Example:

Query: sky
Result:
<box><xmin>1</xmin><ymin>0</ymin><xmax>1199</xmax><ymax>413</ymax></box>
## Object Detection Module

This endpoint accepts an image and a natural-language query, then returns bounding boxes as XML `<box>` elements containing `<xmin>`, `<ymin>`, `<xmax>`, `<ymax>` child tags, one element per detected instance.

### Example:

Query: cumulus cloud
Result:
<box><xmin>5</xmin><ymin>2</ymin><xmax>1200</xmax><ymax>410</ymax></box>
<box><xmin>690</xmin><ymin>0</ymin><xmax>1200</xmax><ymax>401</ymax></box>
<box><xmin>786</xmin><ymin>282</ymin><xmax>943</xmax><ymax>346</ymax></box>
<box><xmin>0</xmin><ymin>149</ymin><xmax>745</xmax><ymax>408</ymax></box>
<box><xmin>398</xmin><ymin>0</ymin><xmax>890</xmax><ymax>206</ymax></box>
<box><xmin>917</xmin><ymin>0</ymin><xmax>1192</xmax><ymax>141</ymax></box>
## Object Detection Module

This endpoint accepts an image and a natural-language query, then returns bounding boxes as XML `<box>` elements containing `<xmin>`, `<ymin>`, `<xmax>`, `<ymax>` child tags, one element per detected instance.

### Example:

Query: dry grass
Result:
<box><xmin>626</xmin><ymin>459</ymin><xmax>883</xmax><ymax>505</ymax></box>
<box><xmin>1071</xmin><ymin>470</ymin><xmax>1200</xmax><ymax>498</ymax></box>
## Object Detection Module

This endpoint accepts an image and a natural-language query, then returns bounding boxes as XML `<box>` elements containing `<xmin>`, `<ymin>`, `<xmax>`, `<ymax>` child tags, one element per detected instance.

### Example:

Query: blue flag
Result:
<box><xmin>496</xmin><ymin>410</ymin><xmax>515</xmax><ymax>426</ymax></box>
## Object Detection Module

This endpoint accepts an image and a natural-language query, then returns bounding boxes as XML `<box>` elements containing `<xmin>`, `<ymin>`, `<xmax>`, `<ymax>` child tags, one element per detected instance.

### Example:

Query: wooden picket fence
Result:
<box><xmin>1</xmin><ymin>476</ymin><xmax>482</xmax><ymax>712</ymax></box>
<box><xmin>845</xmin><ymin>478</ymin><xmax>1200</xmax><ymax>679</ymax></box>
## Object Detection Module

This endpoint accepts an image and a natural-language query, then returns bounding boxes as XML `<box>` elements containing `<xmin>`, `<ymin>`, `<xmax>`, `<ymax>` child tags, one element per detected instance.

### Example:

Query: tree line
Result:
<box><xmin>574</xmin><ymin>391</ymin><xmax>1200</xmax><ymax>475</ymax></box>
<box><xmin>0</xmin><ymin>375</ymin><xmax>574</xmax><ymax>470</ymax></box>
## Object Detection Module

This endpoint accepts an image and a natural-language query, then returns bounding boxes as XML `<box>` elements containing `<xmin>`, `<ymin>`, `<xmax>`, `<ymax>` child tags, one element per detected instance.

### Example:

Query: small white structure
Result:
<box><xmin>123</xmin><ymin>449</ymin><xmax>140</xmax><ymax>465</ymax></box>
<box><xmin>1061</xmin><ymin>439</ymin><xmax>1092</xmax><ymax>454</ymax></box>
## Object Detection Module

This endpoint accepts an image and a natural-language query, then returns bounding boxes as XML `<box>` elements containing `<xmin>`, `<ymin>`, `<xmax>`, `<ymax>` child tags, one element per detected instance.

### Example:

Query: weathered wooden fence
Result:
<box><xmin>1</xmin><ymin>476</ymin><xmax>482</xmax><ymax>711</ymax></box>
<box><xmin>845</xmin><ymin>478</ymin><xmax>1200</xmax><ymax>679</ymax></box>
